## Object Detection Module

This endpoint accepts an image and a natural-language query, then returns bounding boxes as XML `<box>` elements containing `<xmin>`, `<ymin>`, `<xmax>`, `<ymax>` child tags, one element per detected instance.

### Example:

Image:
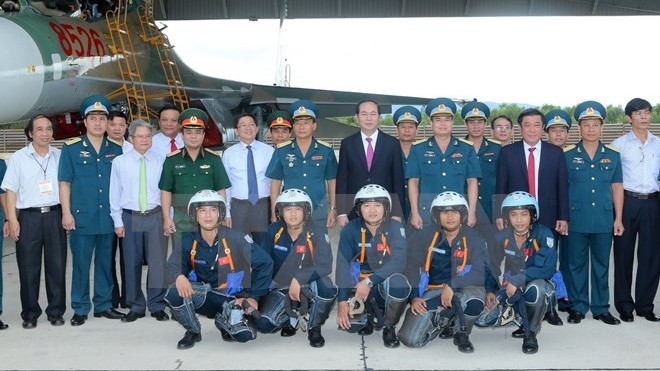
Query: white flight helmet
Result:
<box><xmin>354</xmin><ymin>184</ymin><xmax>392</xmax><ymax>217</ymax></box>
<box><xmin>188</xmin><ymin>189</ymin><xmax>227</xmax><ymax>222</ymax></box>
<box><xmin>275</xmin><ymin>189</ymin><xmax>313</xmax><ymax>222</ymax></box>
<box><xmin>501</xmin><ymin>191</ymin><xmax>539</xmax><ymax>224</ymax></box>
<box><xmin>430</xmin><ymin>191</ymin><xmax>469</xmax><ymax>225</ymax></box>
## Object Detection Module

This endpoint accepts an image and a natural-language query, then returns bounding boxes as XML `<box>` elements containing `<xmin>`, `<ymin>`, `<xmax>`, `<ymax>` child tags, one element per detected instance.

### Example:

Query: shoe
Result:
<box><xmin>308</xmin><ymin>326</ymin><xmax>325</xmax><ymax>348</ymax></box>
<box><xmin>94</xmin><ymin>309</ymin><xmax>125</xmax><ymax>320</ymax></box>
<box><xmin>637</xmin><ymin>311</ymin><xmax>660</xmax><ymax>322</ymax></box>
<box><xmin>220</xmin><ymin>329</ymin><xmax>235</xmax><ymax>342</ymax></box>
<box><xmin>121</xmin><ymin>311</ymin><xmax>145</xmax><ymax>323</ymax></box>
<box><xmin>511</xmin><ymin>326</ymin><xmax>525</xmax><ymax>338</ymax></box>
<box><xmin>382</xmin><ymin>326</ymin><xmax>399</xmax><ymax>348</ymax></box>
<box><xmin>151</xmin><ymin>310</ymin><xmax>169</xmax><ymax>321</ymax></box>
<box><xmin>438</xmin><ymin>326</ymin><xmax>455</xmax><ymax>339</ymax></box>
<box><xmin>70</xmin><ymin>314</ymin><xmax>87</xmax><ymax>326</ymax></box>
<box><xmin>522</xmin><ymin>332</ymin><xmax>539</xmax><ymax>354</ymax></box>
<box><xmin>557</xmin><ymin>299</ymin><xmax>571</xmax><ymax>312</ymax></box>
<box><xmin>619</xmin><ymin>311</ymin><xmax>634</xmax><ymax>322</ymax></box>
<box><xmin>453</xmin><ymin>330</ymin><xmax>474</xmax><ymax>353</ymax></box>
<box><xmin>280</xmin><ymin>323</ymin><xmax>297</xmax><ymax>337</ymax></box>
<box><xmin>22</xmin><ymin>320</ymin><xmax>37</xmax><ymax>329</ymax></box>
<box><xmin>358</xmin><ymin>322</ymin><xmax>373</xmax><ymax>336</ymax></box>
<box><xmin>0</xmin><ymin>320</ymin><xmax>8</xmax><ymax>330</ymax></box>
<box><xmin>177</xmin><ymin>331</ymin><xmax>201</xmax><ymax>350</ymax></box>
<box><xmin>48</xmin><ymin>316</ymin><xmax>65</xmax><ymax>326</ymax></box>
<box><xmin>567</xmin><ymin>310</ymin><xmax>585</xmax><ymax>324</ymax></box>
<box><xmin>593</xmin><ymin>312</ymin><xmax>620</xmax><ymax>325</ymax></box>
<box><xmin>544</xmin><ymin>310</ymin><xmax>563</xmax><ymax>326</ymax></box>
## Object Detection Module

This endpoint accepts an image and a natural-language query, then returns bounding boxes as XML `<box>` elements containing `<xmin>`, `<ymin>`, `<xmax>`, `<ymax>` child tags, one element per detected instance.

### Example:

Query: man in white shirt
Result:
<box><xmin>151</xmin><ymin>104</ymin><xmax>182</xmax><ymax>158</ymax></box>
<box><xmin>2</xmin><ymin>115</ymin><xmax>67</xmax><ymax>329</ymax></box>
<box><xmin>110</xmin><ymin>119</ymin><xmax>169</xmax><ymax>323</ymax></box>
<box><xmin>611</xmin><ymin>98</ymin><xmax>660</xmax><ymax>323</ymax></box>
<box><xmin>222</xmin><ymin>113</ymin><xmax>274</xmax><ymax>245</ymax></box>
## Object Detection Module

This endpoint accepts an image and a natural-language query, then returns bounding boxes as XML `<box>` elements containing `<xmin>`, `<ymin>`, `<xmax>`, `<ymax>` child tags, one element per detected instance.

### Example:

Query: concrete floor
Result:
<box><xmin>0</xmin><ymin>229</ymin><xmax>659</xmax><ymax>370</ymax></box>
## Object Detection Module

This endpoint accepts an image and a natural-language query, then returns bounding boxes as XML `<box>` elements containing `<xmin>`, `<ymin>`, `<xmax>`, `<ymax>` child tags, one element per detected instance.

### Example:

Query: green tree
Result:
<box><xmin>490</xmin><ymin>103</ymin><xmax>525</xmax><ymax>123</ymax></box>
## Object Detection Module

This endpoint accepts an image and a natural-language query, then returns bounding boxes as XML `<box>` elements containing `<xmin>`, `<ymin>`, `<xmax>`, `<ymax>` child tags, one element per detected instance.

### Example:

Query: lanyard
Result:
<box><xmin>425</xmin><ymin>232</ymin><xmax>468</xmax><ymax>273</ymax></box>
<box><xmin>504</xmin><ymin>237</ymin><xmax>539</xmax><ymax>262</ymax></box>
<box><xmin>31</xmin><ymin>152</ymin><xmax>51</xmax><ymax>180</ymax></box>
<box><xmin>359</xmin><ymin>228</ymin><xmax>390</xmax><ymax>265</ymax></box>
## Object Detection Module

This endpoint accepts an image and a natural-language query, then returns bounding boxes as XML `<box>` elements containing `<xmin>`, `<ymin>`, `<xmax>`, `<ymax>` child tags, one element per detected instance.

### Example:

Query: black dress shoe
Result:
<box><xmin>619</xmin><ymin>311</ymin><xmax>634</xmax><ymax>322</ymax></box>
<box><xmin>593</xmin><ymin>312</ymin><xmax>620</xmax><ymax>325</ymax></box>
<box><xmin>121</xmin><ymin>311</ymin><xmax>145</xmax><ymax>323</ymax></box>
<box><xmin>0</xmin><ymin>320</ymin><xmax>8</xmax><ymax>330</ymax></box>
<box><xmin>522</xmin><ymin>332</ymin><xmax>539</xmax><ymax>354</ymax></box>
<box><xmin>48</xmin><ymin>316</ymin><xmax>65</xmax><ymax>326</ymax></box>
<box><xmin>280</xmin><ymin>323</ymin><xmax>297</xmax><ymax>337</ymax></box>
<box><xmin>638</xmin><ymin>311</ymin><xmax>660</xmax><ymax>322</ymax></box>
<box><xmin>308</xmin><ymin>326</ymin><xmax>325</xmax><ymax>348</ymax></box>
<box><xmin>567</xmin><ymin>310</ymin><xmax>585</xmax><ymax>324</ymax></box>
<box><xmin>358</xmin><ymin>322</ymin><xmax>373</xmax><ymax>335</ymax></box>
<box><xmin>22</xmin><ymin>320</ymin><xmax>37</xmax><ymax>329</ymax></box>
<box><xmin>544</xmin><ymin>310</ymin><xmax>564</xmax><ymax>326</ymax></box>
<box><xmin>511</xmin><ymin>326</ymin><xmax>525</xmax><ymax>338</ymax></box>
<box><xmin>177</xmin><ymin>331</ymin><xmax>201</xmax><ymax>349</ymax></box>
<box><xmin>70</xmin><ymin>314</ymin><xmax>87</xmax><ymax>326</ymax></box>
<box><xmin>557</xmin><ymin>299</ymin><xmax>571</xmax><ymax>312</ymax></box>
<box><xmin>453</xmin><ymin>330</ymin><xmax>474</xmax><ymax>353</ymax></box>
<box><xmin>382</xmin><ymin>326</ymin><xmax>400</xmax><ymax>348</ymax></box>
<box><xmin>94</xmin><ymin>309</ymin><xmax>125</xmax><ymax>320</ymax></box>
<box><xmin>151</xmin><ymin>310</ymin><xmax>169</xmax><ymax>321</ymax></box>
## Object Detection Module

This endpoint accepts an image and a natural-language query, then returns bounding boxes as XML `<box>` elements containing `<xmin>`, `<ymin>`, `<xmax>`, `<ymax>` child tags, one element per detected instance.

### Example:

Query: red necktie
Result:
<box><xmin>170</xmin><ymin>138</ymin><xmax>177</xmax><ymax>152</ymax></box>
<box><xmin>366</xmin><ymin>137</ymin><xmax>374</xmax><ymax>171</ymax></box>
<box><xmin>527</xmin><ymin>147</ymin><xmax>536</xmax><ymax>198</ymax></box>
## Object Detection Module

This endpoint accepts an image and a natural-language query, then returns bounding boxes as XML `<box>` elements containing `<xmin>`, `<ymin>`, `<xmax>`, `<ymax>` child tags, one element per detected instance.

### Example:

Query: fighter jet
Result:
<box><xmin>0</xmin><ymin>0</ymin><xmax>429</xmax><ymax>146</ymax></box>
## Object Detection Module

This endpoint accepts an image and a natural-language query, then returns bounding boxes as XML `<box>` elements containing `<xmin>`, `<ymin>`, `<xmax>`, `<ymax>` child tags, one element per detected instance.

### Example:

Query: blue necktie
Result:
<box><xmin>247</xmin><ymin>145</ymin><xmax>258</xmax><ymax>205</ymax></box>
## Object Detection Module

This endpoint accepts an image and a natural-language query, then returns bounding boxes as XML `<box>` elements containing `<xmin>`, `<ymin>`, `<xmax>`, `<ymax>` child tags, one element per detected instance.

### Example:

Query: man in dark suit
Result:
<box><xmin>494</xmin><ymin>108</ymin><xmax>569</xmax><ymax>329</ymax></box>
<box><xmin>336</xmin><ymin>100</ymin><xmax>406</xmax><ymax>227</ymax></box>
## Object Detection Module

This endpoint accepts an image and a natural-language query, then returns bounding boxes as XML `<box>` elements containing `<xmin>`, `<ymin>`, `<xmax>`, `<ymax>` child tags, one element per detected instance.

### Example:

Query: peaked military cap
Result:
<box><xmin>392</xmin><ymin>105</ymin><xmax>421</xmax><ymax>126</ymax></box>
<box><xmin>461</xmin><ymin>101</ymin><xmax>490</xmax><ymax>121</ymax></box>
<box><xmin>544</xmin><ymin>109</ymin><xmax>572</xmax><ymax>131</ymax></box>
<box><xmin>425</xmin><ymin>97</ymin><xmax>457</xmax><ymax>117</ymax></box>
<box><xmin>178</xmin><ymin>108</ymin><xmax>208</xmax><ymax>128</ymax></box>
<box><xmin>267</xmin><ymin>110</ymin><xmax>292</xmax><ymax>129</ymax></box>
<box><xmin>80</xmin><ymin>95</ymin><xmax>111</xmax><ymax>117</ymax></box>
<box><xmin>574</xmin><ymin>101</ymin><xmax>606</xmax><ymax>121</ymax></box>
<box><xmin>289</xmin><ymin>99</ymin><xmax>318</xmax><ymax>119</ymax></box>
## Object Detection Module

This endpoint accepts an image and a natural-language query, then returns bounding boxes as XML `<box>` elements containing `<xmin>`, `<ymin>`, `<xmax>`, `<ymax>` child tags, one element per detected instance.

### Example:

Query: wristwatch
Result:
<box><xmin>365</xmin><ymin>278</ymin><xmax>374</xmax><ymax>288</ymax></box>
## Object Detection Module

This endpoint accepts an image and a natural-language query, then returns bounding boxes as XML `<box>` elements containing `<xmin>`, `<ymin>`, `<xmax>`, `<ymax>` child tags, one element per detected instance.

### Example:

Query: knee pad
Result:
<box><xmin>256</xmin><ymin>290</ymin><xmax>289</xmax><ymax>333</ymax></box>
<box><xmin>398</xmin><ymin>308</ymin><xmax>439</xmax><ymax>348</ymax></box>
<box><xmin>464</xmin><ymin>298</ymin><xmax>485</xmax><ymax>317</ymax></box>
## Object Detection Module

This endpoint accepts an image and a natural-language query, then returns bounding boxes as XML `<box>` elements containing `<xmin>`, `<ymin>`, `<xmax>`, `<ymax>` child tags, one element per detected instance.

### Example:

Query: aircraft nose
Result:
<box><xmin>0</xmin><ymin>18</ymin><xmax>44</xmax><ymax>123</ymax></box>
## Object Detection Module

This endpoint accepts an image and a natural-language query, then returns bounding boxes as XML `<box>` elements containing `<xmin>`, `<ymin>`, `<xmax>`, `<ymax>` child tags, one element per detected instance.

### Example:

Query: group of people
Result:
<box><xmin>0</xmin><ymin>95</ymin><xmax>657</xmax><ymax>356</ymax></box>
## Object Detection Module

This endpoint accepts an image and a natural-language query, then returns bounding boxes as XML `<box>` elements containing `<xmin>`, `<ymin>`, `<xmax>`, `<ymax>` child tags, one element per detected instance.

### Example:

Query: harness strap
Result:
<box><xmin>221</xmin><ymin>238</ymin><xmax>235</xmax><ymax>272</ymax></box>
<box><xmin>190</xmin><ymin>240</ymin><xmax>198</xmax><ymax>271</ymax></box>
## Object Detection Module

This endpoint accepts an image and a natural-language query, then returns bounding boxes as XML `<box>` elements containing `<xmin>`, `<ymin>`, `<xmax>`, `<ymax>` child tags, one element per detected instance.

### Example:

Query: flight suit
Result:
<box><xmin>59</xmin><ymin>135</ymin><xmax>122</xmax><ymax>315</ymax></box>
<box><xmin>266</xmin><ymin>138</ymin><xmax>337</xmax><ymax>229</ymax></box>
<box><xmin>406</xmin><ymin>136</ymin><xmax>481</xmax><ymax>226</ymax></box>
<box><xmin>563</xmin><ymin>142</ymin><xmax>622</xmax><ymax>316</ymax></box>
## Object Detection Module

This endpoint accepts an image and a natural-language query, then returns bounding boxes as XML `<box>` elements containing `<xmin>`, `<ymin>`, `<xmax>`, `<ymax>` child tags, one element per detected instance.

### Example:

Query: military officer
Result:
<box><xmin>59</xmin><ymin>95</ymin><xmax>125</xmax><ymax>326</ymax></box>
<box><xmin>406</xmin><ymin>98</ymin><xmax>481</xmax><ymax>229</ymax></box>
<box><xmin>545</xmin><ymin>109</ymin><xmax>572</xmax><ymax>148</ymax></box>
<box><xmin>393</xmin><ymin>105</ymin><xmax>421</xmax><ymax>222</ymax></box>
<box><xmin>462</xmin><ymin>100</ymin><xmax>500</xmax><ymax>247</ymax></box>
<box><xmin>563</xmin><ymin>101</ymin><xmax>624</xmax><ymax>325</ymax></box>
<box><xmin>266</xmin><ymin>100</ymin><xmax>338</xmax><ymax>231</ymax></box>
<box><xmin>159</xmin><ymin>108</ymin><xmax>231</xmax><ymax>250</ymax></box>
<box><xmin>267</xmin><ymin>110</ymin><xmax>292</xmax><ymax>148</ymax></box>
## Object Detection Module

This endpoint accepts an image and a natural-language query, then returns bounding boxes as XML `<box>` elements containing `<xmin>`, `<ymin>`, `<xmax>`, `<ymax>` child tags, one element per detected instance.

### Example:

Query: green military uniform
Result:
<box><xmin>564</xmin><ymin>141</ymin><xmax>622</xmax><ymax>316</ymax></box>
<box><xmin>159</xmin><ymin>148</ymin><xmax>231</xmax><ymax>232</ymax></box>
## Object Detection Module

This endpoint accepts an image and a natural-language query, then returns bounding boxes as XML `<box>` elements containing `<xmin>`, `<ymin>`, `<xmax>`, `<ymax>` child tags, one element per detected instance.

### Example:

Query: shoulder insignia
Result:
<box><xmin>413</xmin><ymin>138</ymin><xmax>427</xmax><ymax>146</ymax></box>
<box><xmin>277</xmin><ymin>140</ymin><xmax>292</xmax><ymax>149</ymax></box>
<box><xmin>204</xmin><ymin>148</ymin><xmax>220</xmax><ymax>156</ymax></box>
<box><xmin>487</xmin><ymin>138</ymin><xmax>502</xmax><ymax>145</ymax></box>
<box><xmin>107</xmin><ymin>138</ymin><xmax>122</xmax><ymax>147</ymax></box>
<box><xmin>65</xmin><ymin>137</ymin><xmax>82</xmax><ymax>146</ymax></box>
<box><xmin>458</xmin><ymin>137</ymin><xmax>473</xmax><ymax>146</ymax></box>
<box><xmin>316</xmin><ymin>139</ymin><xmax>332</xmax><ymax>148</ymax></box>
<box><xmin>563</xmin><ymin>144</ymin><xmax>576</xmax><ymax>152</ymax></box>
<box><xmin>604</xmin><ymin>144</ymin><xmax>619</xmax><ymax>153</ymax></box>
<box><xmin>167</xmin><ymin>149</ymin><xmax>182</xmax><ymax>157</ymax></box>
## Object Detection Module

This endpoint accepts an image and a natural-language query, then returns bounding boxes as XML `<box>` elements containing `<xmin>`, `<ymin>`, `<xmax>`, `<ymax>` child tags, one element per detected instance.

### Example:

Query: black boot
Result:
<box><xmin>280</xmin><ymin>323</ymin><xmax>297</xmax><ymax>337</ymax></box>
<box><xmin>453</xmin><ymin>328</ymin><xmax>474</xmax><ymax>353</ymax></box>
<box><xmin>308</xmin><ymin>326</ymin><xmax>325</xmax><ymax>348</ymax></box>
<box><xmin>177</xmin><ymin>331</ymin><xmax>201</xmax><ymax>350</ymax></box>
<box><xmin>382</xmin><ymin>326</ymin><xmax>400</xmax><ymax>348</ymax></box>
<box><xmin>544</xmin><ymin>308</ymin><xmax>564</xmax><ymax>326</ymax></box>
<box><xmin>522</xmin><ymin>332</ymin><xmax>539</xmax><ymax>354</ymax></box>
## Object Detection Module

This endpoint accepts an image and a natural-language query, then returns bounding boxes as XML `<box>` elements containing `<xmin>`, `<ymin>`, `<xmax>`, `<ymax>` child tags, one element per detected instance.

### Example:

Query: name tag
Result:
<box><xmin>505</xmin><ymin>250</ymin><xmax>516</xmax><ymax>256</ymax></box>
<box><xmin>274</xmin><ymin>244</ymin><xmax>288</xmax><ymax>252</ymax></box>
<box><xmin>193</xmin><ymin>259</ymin><xmax>207</xmax><ymax>265</ymax></box>
<box><xmin>38</xmin><ymin>179</ymin><xmax>54</xmax><ymax>195</ymax></box>
<box><xmin>432</xmin><ymin>248</ymin><xmax>446</xmax><ymax>255</ymax></box>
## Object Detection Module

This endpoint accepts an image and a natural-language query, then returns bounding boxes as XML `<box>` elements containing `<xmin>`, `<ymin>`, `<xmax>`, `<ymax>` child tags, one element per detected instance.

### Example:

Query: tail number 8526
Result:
<box><xmin>49</xmin><ymin>21</ymin><xmax>106</xmax><ymax>57</ymax></box>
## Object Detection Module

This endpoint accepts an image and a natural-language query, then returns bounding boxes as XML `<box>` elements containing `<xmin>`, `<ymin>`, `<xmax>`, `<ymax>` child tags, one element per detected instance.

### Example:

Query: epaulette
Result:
<box><xmin>204</xmin><ymin>148</ymin><xmax>220</xmax><ymax>156</ymax></box>
<box><xmin>604</xmin><ymin>144</ymin><xmax>620</xmax><ymax>153</ymax></box>
<box><xmin>487</xmin><ymin>138</ymin><xmax>502</xmax><ymax>145</ymax></box>
<box><xmin>563</xmin><ymin>144</ymin><xmax>576</xmax><ymax>152</ymax></box>
<box><xmin>458</xmin><ymin>138</ymin><xmax>473</xmax><ymax>146</ymax></box>
<box><xmin>65</xmin><ymin>137</ymin><xmax>82</xmax><ymax>145</ymax></box>
<box><xmin>107</xmin><ymin>138</ymin><xmax>122</xmax><ymax>147</ymax></box>
<box><xmin>413</xmin><ymin>138</ymin><xmax>427</xmax><ymax>146</ymax></box>
<box><xmin>316</xmin><ymin>139</ymin><xmax>332</xmax><ymax>148</ymax></box>
<box><xmin>167</xmin><ymin>149</ymin><xmax>181</xmax><ymax>157</ymax></box>
<box><xmin>277</xmin><ymin>140</ymin><xmax>292</xmax><ymax>148</ymax></box>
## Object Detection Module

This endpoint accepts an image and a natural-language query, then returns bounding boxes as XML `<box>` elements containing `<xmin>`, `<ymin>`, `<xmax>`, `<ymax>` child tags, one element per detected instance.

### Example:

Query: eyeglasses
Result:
<box><xmin>494</xmin><ymin>126</ymin><xmax>511</xmax><ymax>131</ymax></box>
<box><xmin>131</xmin><ymin>134</ymin><xmax>152</xmax><ymax>140</ymax></box>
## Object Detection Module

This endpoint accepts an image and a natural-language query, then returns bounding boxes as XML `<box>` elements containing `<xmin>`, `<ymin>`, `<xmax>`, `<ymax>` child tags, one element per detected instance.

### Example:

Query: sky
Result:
<box><xmin>163</xmin><ymin>15</ymin><xmax>660</xmax><ymax>108</ymax></box>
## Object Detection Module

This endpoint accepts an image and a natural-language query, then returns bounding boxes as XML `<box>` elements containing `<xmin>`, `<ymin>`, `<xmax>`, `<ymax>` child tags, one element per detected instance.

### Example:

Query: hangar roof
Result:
<box><xmin>153</xmin><ymin>0</ymin><xmax>660</xmax><ymax>21</ymax></box>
